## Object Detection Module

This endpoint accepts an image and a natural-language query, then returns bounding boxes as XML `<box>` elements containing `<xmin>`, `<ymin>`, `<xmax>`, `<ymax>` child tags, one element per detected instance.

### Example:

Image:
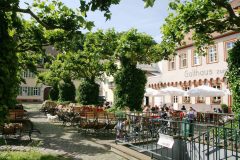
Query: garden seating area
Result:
<box><xmin>0</xmin><ymin>107</ymin><xmax>41</xmax><ymax>143</ymax></box>
<box><xmin>40</xmin><ymin>101</ymin><xmax>118</xmax><ymax>134</ymax></box>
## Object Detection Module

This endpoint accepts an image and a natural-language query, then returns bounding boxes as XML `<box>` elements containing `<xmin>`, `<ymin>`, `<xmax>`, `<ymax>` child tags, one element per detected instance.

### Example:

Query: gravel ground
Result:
<box><xmin>23</xmin><ymin>103</ymin><xmax>125</xmax><ymax>160</ymax></box>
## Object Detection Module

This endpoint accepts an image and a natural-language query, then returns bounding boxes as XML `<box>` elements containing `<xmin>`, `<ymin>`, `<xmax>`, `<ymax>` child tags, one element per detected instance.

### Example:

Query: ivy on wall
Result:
<box><xmin>226</xmin><ymin>40</ymin><xmax>240</xmax><ymax>115</ymax></box>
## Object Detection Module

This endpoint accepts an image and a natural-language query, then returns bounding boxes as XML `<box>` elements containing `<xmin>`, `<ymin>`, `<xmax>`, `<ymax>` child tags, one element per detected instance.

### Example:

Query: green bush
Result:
<box><xmin>0</xmin><ymin>151</ymin><xmax>71</xmax><ymax>160</ymax></box>
<box><xmin>77</xmin><ymin>79</ymin><xmax>99</xmax><ymax>105</ymax></box>
<box><xmin>58</xmin><ymin>79</ymin><xmax>76</xmax><ymax>102</ymax></box>
<box><xmin>221</xmin><ymin>104</ymin><xmax>228</xmax><ymax>113</ymax></box>
<box><xmin>49</xmin><ymin>84</ymin><xmax>59</xmax><ymax>101</ymax></box>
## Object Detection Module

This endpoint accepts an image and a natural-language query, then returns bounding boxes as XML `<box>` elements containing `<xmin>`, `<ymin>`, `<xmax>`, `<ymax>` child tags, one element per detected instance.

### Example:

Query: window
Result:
<box><xmin>22</xmin><ymin>70</ymin><xmax>35</xmax><ymax>78</ymax></box>
<box><xmin>179</xmin><ymin>53</ymin><xmax>187</xmax><ymax>68</ymax></box>
<box><xmin>18</xmin><ymin>87</ymin><xmax>41</xmax><ymax>96</ymax></box>
<box><xmin>192</xmin><ymin>51</ymin><xmax>201</xmax><ymax>66</ymax></box>
<box><xmin>33</xmin><ymin>87</ymin><xmax>40</xmax><ymax>96</ymax></box>
<box><xmin>225</xmin><ymin>40</ymin><xmax>235</xmax><ymax>60</ymax></box>
<box><xmin>28</xmin><ymin>87</ymin><xmax>34</xmax><ymax>96</ymax></box>
<box><xmin>207</xmin><ymin>45</ymin><xmax>218</xmax><ymax>63</ymax></box>
<box><xmin>168</xmin><ymin>57</ymin><xmax>176</xmax><ymax>70</ymax></box>
<box><xmin>196</xmin><ymin>97</ymin><xmax>205</xmax><ymax>103</ymax></box>
<box><xmin>22</xmin><ymin>87</ymin><xmax>28</xmax><ymax>96</ymax></box>
<box><xmin>183</xmin><ymin>86</ymin><xmax>190</xmax><ymax>103</ymax></box>
<box><xmin>212</xmin><ymin>85</ymin><xmax>221</xmax><ymax>104</ymax></box>
<box><xmin>173</xmin><ymin>96</ymin><xmax>178</xmax><ymax>103</ymax></box>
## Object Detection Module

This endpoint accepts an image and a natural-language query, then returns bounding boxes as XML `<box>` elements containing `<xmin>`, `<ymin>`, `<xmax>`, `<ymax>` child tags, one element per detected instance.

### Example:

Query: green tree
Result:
<box><xmin>58</xmin><ymin>78</ymin><xmax>76</xmax><ymax>102</ymax></box>
<box><xmin>114</xmin><ymin>57</ymin><xmax>147</xmax><ymax>111</ymax></box>
<box><xmin>113</xmin><ymin>29</ymin><xmax>159</xmax><ymax>110</ymax></box>
<box><xmin>0</xmin><ymin>0</ymin><xmax>120</xmax><ymax>123</ymax></box>
<box><xmin>77</xmin><ymin>80</ymin><xmax>99</xmax><ymax>105</ymax></box>
<box><xmin>43</xmin><ymin>30</ymin><xmax>115</xmax><ymax>104</ymax></box>
<box><xmin>0</xmin><ymin>11</ymin><xmax>19</xmax><ymax>124</ymax></box>
<box><xmin>146</xmin><ymin>0</ymin><xmax>240</xmax><ymax>59</ymax></box>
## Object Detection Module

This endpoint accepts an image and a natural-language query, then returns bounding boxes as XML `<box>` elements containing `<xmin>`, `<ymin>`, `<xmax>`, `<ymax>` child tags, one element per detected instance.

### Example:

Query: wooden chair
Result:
<box><xmin>8</xmin><ymin>109</ymin><xmax>27</xmax><ymax>121</ymax></box>
<box><xmin>95</xmin><ymin>112</ymin><xmax>107</xmax><ymax>130</ymax></box>
<box><xmin>105</xmin><ymin>113</ymin><xmax>117</xmax><ymax>131</ymax></box>
<box><xmin>79</xmin><ymin>112</ymin><xmax>97</xmax><ymax>132</ymax></box>
<box><xmin>72</xmin><ymin>107</ymin><xmax>82</xmax><ymax>113</ymax></box>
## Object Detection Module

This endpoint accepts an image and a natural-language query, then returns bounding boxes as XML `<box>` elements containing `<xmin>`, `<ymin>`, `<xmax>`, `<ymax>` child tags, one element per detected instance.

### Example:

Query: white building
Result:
<box><xmin>99</xmin><ymin>63</ymin><xmax>160</xmax><ymax>104</ymax></box>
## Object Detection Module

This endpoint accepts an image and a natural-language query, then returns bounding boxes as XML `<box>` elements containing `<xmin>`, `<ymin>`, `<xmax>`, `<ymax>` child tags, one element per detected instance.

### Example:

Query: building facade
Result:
<box><xmin>147</xmin><ymin>32</ymin><xmax>238</xmax><ymax>111</ymax></box>
<box><xmin>99</xmin><ymin>63</ymin><xmax>160</xmax><ymax>104</ymax></box>
<box><xmin>17</xmin><ymin>69</ymin><xmax>49</xmax><ymax>102</ymax></box>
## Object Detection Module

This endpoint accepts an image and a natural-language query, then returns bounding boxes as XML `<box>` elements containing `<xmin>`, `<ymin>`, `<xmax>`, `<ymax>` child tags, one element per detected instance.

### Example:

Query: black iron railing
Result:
<box><xmin>115</xmin><ymin>112</ymin><xmax>240</xmax><ymax>160</ymax></box>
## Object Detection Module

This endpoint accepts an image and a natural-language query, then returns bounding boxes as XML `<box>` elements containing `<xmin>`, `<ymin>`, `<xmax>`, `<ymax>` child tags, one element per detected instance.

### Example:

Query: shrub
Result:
<box><xmin>221</xmin><ymin>104</ymin><xmax>228</xmax><ymax>113</ymax></box>
<box><xmin>77</xmin><ymin>79</ymin><xmax>99</xmax><ymax>105</ymax></box>
<box><xmin>58</xmin><ymin>79</ymin><xmax>76</xmax><ymax>102</ymax></box>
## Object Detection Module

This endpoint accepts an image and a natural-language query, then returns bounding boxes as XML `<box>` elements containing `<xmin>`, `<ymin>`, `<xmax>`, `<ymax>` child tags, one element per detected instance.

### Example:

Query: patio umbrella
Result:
<box><xmin>222</xmin><ymin>88</ymin><xmax>231</xmax><ymax>95</ymax></box>
<box><xmin>153</xmin><ymin>90</ymin><xmax>165</xmax><ymax>96</ymax></box>
<box><xmin>187</xmin><ymin>85</ymin><xmax>225</xmax><ymax>97</ymax></box>
<box><xmin>159</xmin><ymin>86</ymin><xmax>186</xmax><ymax>96</ymax></box>
<box><xmin>145</xmin><ymin>88</ymin><xmax>158</xmax><ymax>96</ymax></box>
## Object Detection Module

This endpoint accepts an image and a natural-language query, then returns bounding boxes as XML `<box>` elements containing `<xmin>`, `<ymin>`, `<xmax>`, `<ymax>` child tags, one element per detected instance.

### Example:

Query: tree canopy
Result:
<box><xmin>112</xmin><ymin>29</ymin><xmax>159</xmax><ymax>110</ymax></box>
<box><xmin>0</xmin><ymin>0</ymin><xmax>120</xmax><ymax>123</ymax></box>
<box><xmin>144</xmin><ymin>0</ymin><xmax>240</xmax><ymax>59</ymax></box>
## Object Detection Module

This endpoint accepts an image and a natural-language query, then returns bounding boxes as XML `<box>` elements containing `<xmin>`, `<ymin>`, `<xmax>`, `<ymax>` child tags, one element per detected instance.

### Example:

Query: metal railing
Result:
<box><xmin>115</xmin><ymin>112</ymin><xmax>240</xmax><ymax>160</ymax></box>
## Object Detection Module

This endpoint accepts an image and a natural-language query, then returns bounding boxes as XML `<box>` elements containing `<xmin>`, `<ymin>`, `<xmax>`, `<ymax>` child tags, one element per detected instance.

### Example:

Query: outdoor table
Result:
<box><xmin>0</xmin><ymin>123</ymin><xmax>23</xmax><ymax>136</ymax></box>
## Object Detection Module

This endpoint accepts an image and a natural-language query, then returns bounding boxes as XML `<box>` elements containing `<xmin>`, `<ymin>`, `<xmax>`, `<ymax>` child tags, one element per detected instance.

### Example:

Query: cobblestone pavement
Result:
<box><xmin>25</xmin><ymin>103</ymin><xmax>126</xmax><ymax>160</ymax></box>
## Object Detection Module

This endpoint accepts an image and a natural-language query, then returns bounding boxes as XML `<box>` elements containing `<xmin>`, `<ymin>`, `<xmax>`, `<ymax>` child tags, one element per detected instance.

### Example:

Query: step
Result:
<box><xmin>111</xmin><ymin>143</ymin><xmax>151</xmax><ymax>160</ymax></box>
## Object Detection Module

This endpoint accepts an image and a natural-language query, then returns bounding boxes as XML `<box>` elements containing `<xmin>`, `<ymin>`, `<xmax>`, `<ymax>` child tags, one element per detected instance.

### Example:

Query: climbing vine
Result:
<box><xmin>226</xmin><ymin>40</ymin><xmax>240</xmax><ymax>114</ymax></box>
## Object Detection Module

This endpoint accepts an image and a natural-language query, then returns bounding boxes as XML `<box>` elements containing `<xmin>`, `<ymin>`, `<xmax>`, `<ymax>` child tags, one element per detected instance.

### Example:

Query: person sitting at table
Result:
<box><xmin>217</xmin><ymin>108</ymin><xmax>222</xmax><ymax>113</ymax></box>
<box><xmin>151</xmin><ymin>106</ymin><xmax>156</xmax><ymax>113</ymax></box>
<box><xmin>179</xmin><ymin>111</ymin><xmax>186</xmax><ymax>120</ymax></box>
<box><xmin>165</xmin><ymin>107</ymin><xmax>171</xmax><ymax>118</ymax></box>
<box><xmin>163</xmin><ymin>104</ymin><xmax>167</xmax><ymax>108</ymax></box>
<box><xmin>213</xmin><ymin>108</ymin><xmax>217</xmax><ymax>113</ymax></box>
<box><xmin>181</xmin><ymin>105</ymin><xmax>186</xmax><ymax>111</ymax></box>
<box><xmin>159</xmin><ymin>107</ymin><xmax>166</xmax><ymax>119</ymax></box>
<box><xmin>187</xmin><ymin>107</ymin><xmax>195</xmax><ymax>122</ymax></box>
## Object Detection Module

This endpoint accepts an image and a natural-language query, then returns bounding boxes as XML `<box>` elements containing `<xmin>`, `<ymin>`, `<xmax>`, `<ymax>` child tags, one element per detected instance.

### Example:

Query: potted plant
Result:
<box><xmin>221</xmin><ymin>104</ymin><xmax>228</xmax><ymax>113</ymax></box>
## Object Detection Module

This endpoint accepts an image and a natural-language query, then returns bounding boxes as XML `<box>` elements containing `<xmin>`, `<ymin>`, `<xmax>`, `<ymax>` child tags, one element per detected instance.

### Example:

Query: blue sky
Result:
<box><xmin>20</xmin><ymin>0</ymin><xmax>170</xmax><ymax>42</ymax></box>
